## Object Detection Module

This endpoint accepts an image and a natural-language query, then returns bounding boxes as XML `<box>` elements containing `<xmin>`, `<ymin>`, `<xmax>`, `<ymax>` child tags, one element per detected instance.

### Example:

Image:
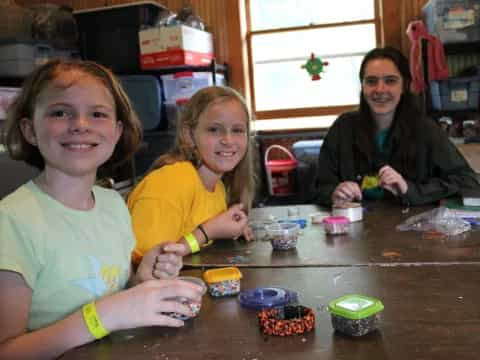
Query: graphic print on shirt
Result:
<box><xmin>73</xmin><ymin>255</ymin><xmax>121</xmax><ymax>297</ymax></box>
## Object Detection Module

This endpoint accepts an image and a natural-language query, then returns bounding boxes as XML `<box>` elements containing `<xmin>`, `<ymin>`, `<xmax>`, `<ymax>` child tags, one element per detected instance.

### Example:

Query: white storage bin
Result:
<box><xmin>161</xmin><ymin>72</ymin><xmax>225</xmax><ymax>101</ymax></box>
<box><xmin>165</xmin><ymin>98</ymin><xmax>189</xmax><ymax>130</ymax></box>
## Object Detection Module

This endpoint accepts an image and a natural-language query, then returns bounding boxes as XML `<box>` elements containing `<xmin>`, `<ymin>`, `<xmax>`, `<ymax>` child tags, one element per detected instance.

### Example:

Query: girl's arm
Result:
<box><xmin>163</xmin><ymin>204</ymin><xmax>250</xmax><ymax>257</ymax></box>
<box><xmin>314</xmin><ymin>120</ymin><xmax>343</xmax><ymax>206</ymax></box>
<box><xmin>0</xmin><ymin>271</ymin><xmax>203</xmax><ymax>360</ymax></box>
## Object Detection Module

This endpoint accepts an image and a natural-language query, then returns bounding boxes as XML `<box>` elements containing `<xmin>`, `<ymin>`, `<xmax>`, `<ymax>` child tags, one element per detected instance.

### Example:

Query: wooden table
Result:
<box><xmin>184</xmin><ymin>203</ymin><xmax>480</xmax><ymax>267</ymax></box>
<box><xmin>63</xmin><ymin>266</ymin><xmax>480</xmax><ymax>360</ymax></box>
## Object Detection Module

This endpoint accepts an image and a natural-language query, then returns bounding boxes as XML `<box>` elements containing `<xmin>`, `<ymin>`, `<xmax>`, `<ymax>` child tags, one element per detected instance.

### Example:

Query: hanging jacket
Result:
<box><xmin>406</xmin><ymin>20</ymin><xmax>449</xmax><ymax>93</ymax></box>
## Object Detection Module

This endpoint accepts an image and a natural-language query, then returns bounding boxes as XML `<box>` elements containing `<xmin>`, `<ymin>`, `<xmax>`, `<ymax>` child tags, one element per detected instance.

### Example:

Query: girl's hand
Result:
<box><xmin>378</xmin><ymin>165</ymin><xmax>408</xmax><ymax>196</ymax></box>
<box><xmin>162</xmin><ymin>241</ymin><xmax>191</xmax><ymax>258</ymax></box>
<box><xmin>332</xmin><ymin>181</ymin><xmax>362</xmax><ymax>203</ymax></box>
<box><xmin>241</xmin><ymin>225</ymin><xmax>254</xmax><ymax>242</ymax></box>
<box><xmin>203</xmin><ymin>203</ymin><xmax>248</xmax><ymax>240</ymax></box>
<box><xmin>136</xmin><ymin>244</ymin><xmax>183</xmax><ymax>281</ymax></box>
<box><xmin>99</xmin><ymin>279</ymin><xmax>204</xmax><ymax>331</ymax></box>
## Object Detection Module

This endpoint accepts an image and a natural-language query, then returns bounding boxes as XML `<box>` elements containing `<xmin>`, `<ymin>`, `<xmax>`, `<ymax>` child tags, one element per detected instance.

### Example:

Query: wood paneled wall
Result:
<box><xmin>16</xmin><ymin>0</ymin><xmax>430</xmax><ymax>93</ymax></box>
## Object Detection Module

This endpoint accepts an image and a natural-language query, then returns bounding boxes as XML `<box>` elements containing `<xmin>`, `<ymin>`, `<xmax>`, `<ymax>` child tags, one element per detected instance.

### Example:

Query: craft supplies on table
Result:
<box><xmin>323</xmin><ymin>216</ymin><xmax>350</xmax><ymax>235</ymax></box>
<box><xmin>328</xmin><ymin>294</ymin><xmax>384</xmax><ymax>337</ymax></box>
<box><xmin>265</xmin><ymin>222</ymin><xmax>300</xmax><ymax>250</ymax></box>
<box><xmin>332</xmin><ymin>202</ymin><xmax>363</xmax><ymax>222</ymax></box>
<box><xmin>238</xmin><ymin>287</ymin><xmax>298</xmax><ymax>310</ymax></box>
<box><xmin>165</xmin><ymin>276</ymin><xmax>206</xmax><ymax>320</ymax></box>
<box><xmin>203</xmin><ymin>267</ymin><xmax>242</xmax><ymax>297</ymax></box>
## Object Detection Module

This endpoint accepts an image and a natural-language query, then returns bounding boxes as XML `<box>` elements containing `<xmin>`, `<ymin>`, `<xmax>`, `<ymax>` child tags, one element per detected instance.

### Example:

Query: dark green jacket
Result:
<box><xmin>314</xmin><ymin>111</ymin><xmax>480</xmax><ymax>206</ymax></box>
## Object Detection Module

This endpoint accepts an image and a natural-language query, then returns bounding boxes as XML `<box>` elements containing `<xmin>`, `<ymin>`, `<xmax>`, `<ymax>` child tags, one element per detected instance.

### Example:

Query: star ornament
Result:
<box><xmin>301</xmin><ymin>53</ymin><xmax>329</xmax><ymax>81</ymax></box>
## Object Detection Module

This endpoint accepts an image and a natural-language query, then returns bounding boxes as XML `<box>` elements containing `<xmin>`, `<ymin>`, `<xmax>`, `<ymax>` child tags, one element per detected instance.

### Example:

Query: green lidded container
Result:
<box><xmin>328</xmin><ymin>294</ymin><xmax>384</xmax><ymax>336</ymax></box>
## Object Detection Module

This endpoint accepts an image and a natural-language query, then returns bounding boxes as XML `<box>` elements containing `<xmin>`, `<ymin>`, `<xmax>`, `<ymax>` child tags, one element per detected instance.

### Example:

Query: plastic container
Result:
<box><xmin>264</xmin><ymin>145</ymin><xmax>298</xmax><ymax>196</ymax></box>
<box><xmin>119</xmin><ymin>75</ymin><xmax>163</xmax><ymax>131</ymax></box>
<box><xmin>332</xmin><ymin>202</ymin><xmax>363</xmax><ymax>222</ymax></box>
<box><xmin>238</xmin><ymin>287</ymin><xmax>298</xmax><ymax>310</ymax></box>
<box><xmin>292</xmin><ymin>139</ymin><xmax>324</xmax><ymax>164</ymax></box>
<box><xmin>328</xmin><ymin>294</ymin><xmax>384</xmax><ymax>337</ymax></box>
<box><xmin>265</xmin><ymin>222</ymin><xmax>299</xmax><ymax>250</ymax></box>
<box><xmin>74</xmin><ymin>1</ymin><xmax>165</xmax><ymax>73</ymax></box>
<box><xmin>165</xmin><ymin>276</ymin><xmax>206</xmax><ymax>320</ymax></box>
<box><xmin>323</xmin><ymin>216</ymin><xmax>350</xmax><ymax>235</ymax></box>
<box><xmin>310</xmin><ymin>212</ymin><xmax>327</xmax><ymax>224</ymax></box>
<box><xmin>203</xmin><ymin>267</ymin><xmax>242</xmax><ymax>297</ymax></box>
<box><xmin>249</xmin><ymin>219</ymin><xmax>275</xmax><ymax>241</ymax></box>
<box><xmin>0</xmin><ymin>41</ymin><xmax>52</xmax><ymax>77</ymax></box>
<box><xmin>430</xmin><ymin>77</ymin><xmax>480</xmax><ymax>111</ymax></box>
<box><xmin>161</xmin><ymin>72</ymin><xmax>225</xmax><ymax>101</ymax></box>
<box><xmin>165</xmin><ymin>98</ymin><xmax>189</xmax><ymax>130</ymax></box>
<box><xmin>423</xmin><ymin>0</ymin><xmax>480</xmax><ymax>44</ymax></box>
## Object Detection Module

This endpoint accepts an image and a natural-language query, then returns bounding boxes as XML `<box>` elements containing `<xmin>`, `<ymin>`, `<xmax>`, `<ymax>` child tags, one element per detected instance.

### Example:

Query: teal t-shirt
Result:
<box><xmin>362</xmin><ymin>129</ymin><xmax>390</xmax><ymax>200</ymax></box>
<box><xmin>0</xmin><ymin>181</ymin><xmax>135</xmax><ymax>330</ymax></box>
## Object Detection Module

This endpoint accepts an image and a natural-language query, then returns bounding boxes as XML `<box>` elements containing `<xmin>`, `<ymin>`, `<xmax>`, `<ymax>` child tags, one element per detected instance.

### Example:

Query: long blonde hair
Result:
<box><xmin>149</xmin><ymin>86</ymin><xmax>255</xmax><ymax>210</ymax></box>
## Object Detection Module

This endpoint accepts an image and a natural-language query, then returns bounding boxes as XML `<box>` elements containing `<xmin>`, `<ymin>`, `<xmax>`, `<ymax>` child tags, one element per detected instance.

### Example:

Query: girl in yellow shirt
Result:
<box><xmin>128</xmin><ymin>86</ymin><xmax>255</xmax><ymax>261</ymax></box>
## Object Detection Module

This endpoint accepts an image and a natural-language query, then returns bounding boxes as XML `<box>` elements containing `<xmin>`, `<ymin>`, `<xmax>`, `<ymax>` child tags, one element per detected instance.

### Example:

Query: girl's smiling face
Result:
<box><xmin>21</xmin><ymin>71</ymin><xmax>123</xmax><ymax>179</ymax></box>
<box><xmin>192</xmin><ymin>98</ymin><xmax>248</xmax><ymax>179</ymax></box>
<box><xmin>361</xmin><ymin>58</ymin><xmax>404</xmax><ymax>120</ymax></box>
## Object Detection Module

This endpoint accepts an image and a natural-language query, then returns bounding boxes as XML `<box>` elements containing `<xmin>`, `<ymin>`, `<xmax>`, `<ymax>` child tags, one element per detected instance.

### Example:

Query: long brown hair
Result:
<box><xmin>356</xmin><ymin>46</ymin><xmax>422</xmax><ymax>172</ymax></box>
<box><xmin>148</xmin><ymin>86</ymin><xmax>256</xmax><ymax>210</ymax></box>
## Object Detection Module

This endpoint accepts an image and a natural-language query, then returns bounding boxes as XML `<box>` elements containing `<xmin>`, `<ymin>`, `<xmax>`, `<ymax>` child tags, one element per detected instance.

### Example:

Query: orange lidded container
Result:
<box><xmin>203</xmin><ymin>267</ymin><xmax>242</xmax><ymax>297</ymax></box>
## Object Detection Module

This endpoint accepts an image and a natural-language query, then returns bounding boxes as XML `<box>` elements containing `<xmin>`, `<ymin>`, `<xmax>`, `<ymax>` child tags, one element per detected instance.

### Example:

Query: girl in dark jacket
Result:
<box><xmin>315</xmin><ymin>46</ymin><xmax>480</xmax><ymax>206</ymax></box>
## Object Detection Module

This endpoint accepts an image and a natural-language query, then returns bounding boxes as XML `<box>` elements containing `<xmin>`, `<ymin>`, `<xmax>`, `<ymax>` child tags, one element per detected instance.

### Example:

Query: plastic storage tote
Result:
<box><xmin>0</xmin><ymin>41</ymin><xmax>51</xmax><ymax>77</ymax></box>
<box><xmin>423</xmin><ymin>0</ymin><xmax>480</xmax><ymax>43</ymax></box>
<box><xmin>161</xmin><ymin>71</ymin><xmax>225</xmax><ymax>101</ymax></box>
<box><xmin>119</xmin><ymin>74</ymin><xmax>163</xmax><ymax>131</ymax></box>
<box><xmin>430</xmin><ymin>77</ymin><xmax>480</xmax><ymax>111</ymax></box>
<box><xmin>292</xmin><ymin>139</ymin><xmax>324</xmax><ymax>164</ymax></box>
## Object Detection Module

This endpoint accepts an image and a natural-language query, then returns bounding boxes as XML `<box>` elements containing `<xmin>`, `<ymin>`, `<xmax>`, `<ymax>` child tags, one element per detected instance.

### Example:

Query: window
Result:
<box><xmin>246</xmin><ymin>0</ymin><xmax>380</xmax><ymax>129</ymax></box>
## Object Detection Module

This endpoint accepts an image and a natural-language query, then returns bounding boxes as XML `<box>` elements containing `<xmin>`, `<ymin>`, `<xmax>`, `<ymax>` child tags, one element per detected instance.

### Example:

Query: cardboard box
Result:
<box><xmin>139</xmin><ymin>25</ymin><xmax>214</xmax><ymax>69</ymax></box>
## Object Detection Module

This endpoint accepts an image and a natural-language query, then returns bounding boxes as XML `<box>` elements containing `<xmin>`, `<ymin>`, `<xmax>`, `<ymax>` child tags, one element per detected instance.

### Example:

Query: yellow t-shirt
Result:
<box><xmin>127</xmin><ymin>161</ymin><xmax>226</xmax><ymax>263</ymax></box>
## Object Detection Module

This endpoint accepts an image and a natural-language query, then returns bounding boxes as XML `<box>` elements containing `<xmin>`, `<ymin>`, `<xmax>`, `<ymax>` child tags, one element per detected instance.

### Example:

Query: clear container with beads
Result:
<box><xmin>203</xmin><ymin>267</ymin><xmax>242</xmax><ymax>297</ymax></box>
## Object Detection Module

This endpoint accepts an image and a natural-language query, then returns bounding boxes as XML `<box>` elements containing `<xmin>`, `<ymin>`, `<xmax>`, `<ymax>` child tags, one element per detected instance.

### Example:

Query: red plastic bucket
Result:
<box><xmin>264</xmin><ymin>145</ymin><xmax>298</xmax><ymax>196</ymax></box>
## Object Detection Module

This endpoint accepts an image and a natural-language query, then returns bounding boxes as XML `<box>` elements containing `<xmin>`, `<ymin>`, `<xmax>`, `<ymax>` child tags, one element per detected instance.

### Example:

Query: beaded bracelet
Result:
<box><xmin>198</xmin><ymin>224</ymin><xmax>213</xmax><ymax>248</ymax></box>
<box><xmin>258</xmin><ymin>305</ymin><xmax>315</xmax><ymax>336</ymax></box>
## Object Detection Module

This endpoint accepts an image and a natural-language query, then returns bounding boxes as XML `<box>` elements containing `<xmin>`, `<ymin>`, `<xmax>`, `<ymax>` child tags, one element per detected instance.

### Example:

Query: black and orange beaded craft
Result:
<box><xmin>258</xmin><ymin>305</ymin><xmax>315</xmax><ymax>336</ymax></box>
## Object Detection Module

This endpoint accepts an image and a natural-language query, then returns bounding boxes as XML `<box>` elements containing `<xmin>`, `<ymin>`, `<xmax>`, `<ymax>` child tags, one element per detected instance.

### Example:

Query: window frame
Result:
<box><xmin>245</xmin><ymin>0</ymin><xmax>383</xmax><ymax>121</ymax></box>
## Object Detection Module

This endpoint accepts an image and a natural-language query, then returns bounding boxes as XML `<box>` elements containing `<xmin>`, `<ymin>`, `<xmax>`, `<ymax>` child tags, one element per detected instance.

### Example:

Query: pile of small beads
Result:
<box><xmin>208</xmin><ymin>279</ymin><xmax>241</xmax><ymax>297</ymax></box>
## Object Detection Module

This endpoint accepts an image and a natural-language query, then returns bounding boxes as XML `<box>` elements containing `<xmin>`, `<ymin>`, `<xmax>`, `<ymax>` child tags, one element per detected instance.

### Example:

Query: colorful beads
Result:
<box><xmin>208</xmin><ymin>279</ymin><xmax>241</xmax><ymax>297</ymax></box>
<box><xmin>258</xmin><ymin>305</ymin><xmax>315</xmax><ymax>336</ymax></box>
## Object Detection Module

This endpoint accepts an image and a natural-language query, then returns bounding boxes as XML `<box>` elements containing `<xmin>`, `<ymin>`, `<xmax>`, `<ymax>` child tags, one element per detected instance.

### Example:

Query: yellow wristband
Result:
<box><xmin>185</xmin><ymin>232</ymin><xmax>200</xmax><ymax>254</ymax></box>
<box><xmin>82</xmin><ymin>302</ymin><xmax>109</xmax><ymax>340</ymax></box>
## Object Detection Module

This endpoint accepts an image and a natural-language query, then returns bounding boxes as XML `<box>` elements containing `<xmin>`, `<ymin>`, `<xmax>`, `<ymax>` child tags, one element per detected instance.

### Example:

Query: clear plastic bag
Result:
<box><xmin>396</xmin><ymin>206</ymin><xmax>471</xmax><ymax>236</ymax></box>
